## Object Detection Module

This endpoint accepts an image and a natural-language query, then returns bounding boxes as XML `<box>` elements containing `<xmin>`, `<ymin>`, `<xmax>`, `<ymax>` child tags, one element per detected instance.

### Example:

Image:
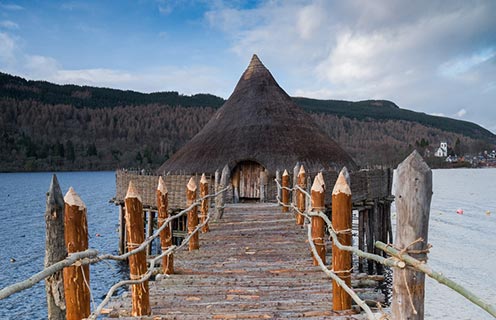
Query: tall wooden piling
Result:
<box><xmin>281</xmin><ymin>170</ymin><xmax>290</xmax><ymax>212</ymax></box>
<box><xmin>118</xmin><ymin>205</ymin><xmax>126</xmax><ymax>255</ymax></box>
<box><xmin>45</xmin><ymin>174</ymin><xmax>66</xmax><ymax>320</ymax></box>
<box><xmin>187</xmin><ymin>177</ymin><xmax>199</xmax><ymax>250</ymax></box>
<box><xmin>292</xmin><ymin>162</ymin><xmax>300</xmax><ymax>207</ymax></box>
<box><xmin>331</xmin><ymin>168</ymin><xmax>352</xmax><ymax>311</ymax></box>
<box><xmin>392</xmin><ymin>151</ymin><xmax>432</xmax><ymax>320</ymax></box>
<box><xmin>200</xmin><ymin>173</ymin><xmax>210</xmax><ymax>233</ymax></box>
<box><xmin>275</xmin><ymin>170</ymin><xmax>281</xmax><ymax>204</ymax></box>
<box><xmin>157</xmin><ymin>176</ymin><xmax>173</xmax><ymax>274</ymax></box>
<box><xmin>215</xmin><ymin>165</ymin><xmax>229</xmax><ymax>220</ymax></box>
<box><xmin>146</xmin><ymin>210</ymin><xmax>154</xmax><ymax>256</ymax></box>
<box><xmin>125</xmin><ymin>181</ymin><xmax>151</xmax><ymax>316</ymax></box>
<box><xmin>296</xmin><ymin>165</ymin><xmax>306</xmax><ymax>225</ymax></box>
<box><xmin>311</xmin><ymin>175</ymin><xmax>326</xmax><ymax>265</ymax></box>
<box><xmin>63</xmin><ymin>187</ymin><xmax>90</xmax><ymax>320</ymax></box>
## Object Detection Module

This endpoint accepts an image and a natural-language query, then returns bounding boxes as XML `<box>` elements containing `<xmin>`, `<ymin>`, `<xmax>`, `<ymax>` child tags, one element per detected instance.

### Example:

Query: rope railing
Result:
<box><xmin>274</xmin><ymin>168</ymin><xmax>496</xmax><ymax>319</ymax></box>
<box><xmin>0</xmin><ymin>184</ymin><xmax>229</xmax><ymax>318</ymax></box>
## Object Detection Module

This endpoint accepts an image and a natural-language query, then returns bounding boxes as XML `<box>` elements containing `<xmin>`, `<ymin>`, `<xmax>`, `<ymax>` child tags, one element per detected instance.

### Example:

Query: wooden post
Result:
<box><xmin>331</xmin><ymin>167</ymin><xmax>352</xmax><ymax>311</ymax></box>
<box><xmin>146</xmin><ymin>210</ymin><xmax>154</xmax><ymax>256</ymax></box>
<box><xmin>260</xmin><ymin>170</ymin><xmax>267</xmax><ymax>203</ymax></box>
<box><xmin>63</xmin><ymin>187</ymin><xmax>90</xmax><ymax>320</ymax></box>
<box><xmin>215</xmin><ymin>164</ymin><xmax>229</xmax><ymax>219</ymax></box>
<box><xmin>125</xmin><ymin>181</ymin><xmax>151</xmax><ymax>316</ymax></box>
<box><xmin>232</xmin><ymin>169</ymin><xmax>240</xmax><ymax>203</ymax></box>
<box><xmin>275</xmin><ymin>170</ymin><xmax>281</xmax><ymax>204</ymax></box>
<box><xmin>118</xmin><ymin>205</ymin><xmax>126</xmax><ymax>254</ymax></box>
<box><xmin>45</xmin><ymin>174</ymin><xmax>66</xmax><ymax>320</ymax></box>
<box><xmin>187</xmin><ymin>177</ymin><xmax>199</xmax><ymax>250</ymax></box>
<box><xmin>392</xmin><ymin>150</ymin><xmax>432</xmax><ymax>320</ymax></box>
<box><xmin>292</xmin><ymin>162</ymin><xmax>300</xmax><ymax>206</ymax></box>
<box><xmin>296</xmin><ymin>165</ymin><xmax>306</xmax><ymax>225</ymax></box>
<box><xmin>358</xmin><ymin>210</ymin><xmax>365</xmax><ymax>273</ymax></box>
<box><xmin>200</xmin><ymin>173</ymin><xmax>210</xmax><ymax>233</ymax></box>
<box><xmin>311</xmin><ymin>175</ymin><xmax>325</xmax><ymax>265</ymax></box>
<box><xmin>157</xmin><ymin>176</ymin><xmax>173</xmax><ymax>274</ymax></box>
<box><xmin>281</xmin><ymin>170</ymin><xmax>290</xmax><ymax>212</ymax></box>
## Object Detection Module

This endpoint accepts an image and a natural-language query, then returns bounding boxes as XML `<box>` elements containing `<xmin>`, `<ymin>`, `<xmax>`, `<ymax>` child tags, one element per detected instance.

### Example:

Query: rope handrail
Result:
<box><xmin>0</xmin><ymin>186</ymin><xmax>229</xmax><ymax>304</ymax></box>
<box><xmin>274</xmin><ymin>177</ymin><xmax>496</xmax><ymax>319</ymax></box>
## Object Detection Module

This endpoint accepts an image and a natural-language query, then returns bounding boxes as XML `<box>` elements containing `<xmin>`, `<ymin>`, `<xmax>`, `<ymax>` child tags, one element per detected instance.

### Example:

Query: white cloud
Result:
<box><xmin>0</xmin><ymin>32</ymin><xmax>17</xmax><ymax>66</ymax></box>
<box><xmin>0</xmin><ymin>2</ymin><xmax>23</xmax><ymax>10</ymax></box>
<box><xmin>455</xmin><ymin>108</ymin><xmax>467</xmax><ymax>118</ymax></box>
<box><xmin>0</xmin><ymin>20</ymin><xmax>19</xmax><ymax>29</ymax></box>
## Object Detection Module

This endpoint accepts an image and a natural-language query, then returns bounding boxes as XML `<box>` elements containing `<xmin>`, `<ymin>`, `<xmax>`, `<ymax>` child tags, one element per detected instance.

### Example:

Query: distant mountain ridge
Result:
<box><xmin>1</xmin><ymin>72</ymin><xmax>493</xmax><ymax>143</ymax></box>
<box><xmin>0</xmin><ymin>72</ymin><xmax>494</xmax><ymax>172</ymax></box>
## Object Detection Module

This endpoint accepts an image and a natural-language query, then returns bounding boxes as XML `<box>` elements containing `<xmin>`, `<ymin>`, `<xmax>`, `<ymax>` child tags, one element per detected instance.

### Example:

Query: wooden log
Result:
<box><xmin>187</xmin><ymin>177</ymin><xmax>199</xmax><ymax>250</ymax></box>
<box><xmin>146</xmin><ymin>210</ymin><xmax>154</xmax><ymax>256</ymax></box>
<box><xmin>373</xmin><ymin>200</ymin><xmax>383</xmax><ymax>274</ymax></box>
<box><xmin>365</xmin><ymin>208</ymin><xmax>374</xmax><ymax>274</ymax></box>
<box><xmin>45</xmin><ymin>174</ymin><xmax>66</xmax><ymax>320</ymax></box>
<box><xmin>232</xmin><ymin>169</ymin><xmax>240</xmax><ymax>204</ymax></box>
<box><xmin>157</xmin><ymin>176</ymin><xmax>173</xmax><ymax>274</ymax></box>
<box><xmin>391</xmin><ymin>150</ymin><xmax>432</xmax><ymax>320</ymax></box>
<box><xmin>310</xmin><ymin>175</ymin><xmax>325</xmax><ymax>265</ymax></box>
<box><xmin>281</xmin><ymin>170</ymin><xmax>290</xmax><ymax>213</ymax></box>
<box><xmin>118</xmin><ymin>205</ymin><xmax>126</xmax><ymax>255</ymax></box>
<box><xmin>260</xmin><ymin>169</ymin><xmax>267</xmax><ymax>203</ymax></box>
<box><xmin>275</xmin><ymin>170</ymin><xmax>281</xmax><ymax>204</ymax></box>
<box><xmin>331</xmin><ymin>167</ymin><xmax>352</xmax><ymax>311</ymax></box>
<box><xmin>124</xmin><ymin>181</ymin><xmax>151</xmax><ymax>316</ymax></box>
<box><xmin>296</xmin><ymin>165</ymin><xmax>306</xmax><ymax>225</ymax></box>
<box><xmin>215</xmin><ymin>165</ymin><xmax>229</xmax><ymax>219</ymax></box>
<box><xmin>358</xmin><ymin>210</ymin><xmax>365</xmax><ymax>273</ymax></box>
<box><xmin>200</xmin><ymin>173</ymin><xmax>210</xmax><ymax>233</ymax></box>
<box><xmin>292</xmin><ymin>162</ymin><xmax>300</xmax><ymax>206</ymax></box>
<box><xmin>63</xmin><ymin>187</ymin><xmax>90</xmax><ymax>320</ymax></box>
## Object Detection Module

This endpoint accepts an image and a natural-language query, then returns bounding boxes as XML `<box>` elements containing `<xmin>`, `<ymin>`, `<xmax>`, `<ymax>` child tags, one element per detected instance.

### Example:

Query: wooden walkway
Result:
<box><xmin>106</xmin><ymin>203</ymin><xmax>382</xmax><ymax>319</ymax></box>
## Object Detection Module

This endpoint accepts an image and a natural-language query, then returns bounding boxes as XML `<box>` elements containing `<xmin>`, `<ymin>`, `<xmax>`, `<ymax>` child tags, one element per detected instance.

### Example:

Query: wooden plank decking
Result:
<box><xmin>106</xmin><ymin>203</ymin><xmax>383</xmax><ymax>319</ymax></box>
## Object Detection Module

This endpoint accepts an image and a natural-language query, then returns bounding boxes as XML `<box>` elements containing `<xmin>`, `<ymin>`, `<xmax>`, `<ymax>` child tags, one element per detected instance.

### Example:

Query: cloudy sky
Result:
<box><xmin>1</xmin><ymin>0</ymin><xmax>495</xmax><ymax>133</ymax></box>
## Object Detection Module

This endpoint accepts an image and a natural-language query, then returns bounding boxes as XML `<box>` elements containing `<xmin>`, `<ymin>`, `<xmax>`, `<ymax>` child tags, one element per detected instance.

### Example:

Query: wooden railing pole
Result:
<box><xmin>63</xmin><ymin>187</ymin><xmax>90</xmax><ymax>320</ymax></box>
<box><xmin>281</xmin><ymin>169</ymin><xmax>290</xmax><ymax>212</ymax></box>
<box><xmin>296</xmin><ymin>165</ymin><xmax>306</xmax><ymax>225</ymax></box>
<box><xmin>311</xmin><ymin>175</ymin><xmax>326</xmax><ymax>265</ymax></box>
<box><xmin>392</xmin><ymin>150</ymin><xmax>432</xmax><ymax>320</ymax></box>
<box><xmin>157</xmin><ymin>176</ymin><xmax>173</xmax><ymax>274</ymax></box>
<box><xmin>200</xmin><ymin>173</ymin><xmax>209</xmax><ymax>233</ymax></box>
<box><xmin>124</xmin><ymin>181</ymin><xmax>151</xmax><ymax>316</ymax></box>
<box><xmin>45</xmin><ymin>174</ymin><xmax>66</xmax><ymax>320</ymax></box>
<box><xmin>292</xmin><ymin>162</ymin><xmax>300</xmax><ymax>207</ymax></box>
<box><xmin>187</xmin><ymin>177</ymin><xmax>199</xmax><ymax>250</ymax></box>
<box><xmin>275</xmin><ymin>170</ymin><xmax>281</xmax><ymax>204</ymax></box>
<box><xmin>331</xmin><ymin>167</ymin><xmax>352</xmax><ymax>311</ymax></box>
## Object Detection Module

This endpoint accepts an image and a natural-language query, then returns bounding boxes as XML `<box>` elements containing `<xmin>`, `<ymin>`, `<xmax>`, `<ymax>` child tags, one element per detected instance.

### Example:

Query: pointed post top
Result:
<box><xmin>311</xmin><ymin>175</ymin><xmax>324</xmax><ymax>193</ymax></box>
<box><xmin>187</xmin><ymin>176</ymin><xmax>197</xmax><ymax>191</ymax></box>
<box><xmin>283</xmin><ymin>169</ymin><xmax>289</xmax><ymax>176</ymax></box>
<box><xmin>317</xmin><ymin>172</ymin><xmax>325</xmax><ymax>189</ymax></box>
<box><xmin>200</xmin><ymin>173</ymin><xmax>208</xmax><ymax>184</ymax></box>
<box><xmin>64</xmin><ymin>186</ymin><xmax>86</xmax><ymax>210</ymax></box>
<box><xmin>157</xmin><ymin>176</ymin><xmax>168</xmax><ymax>194</ymax></box>
<box><xmin>298</xmin><ymin>165</ymin><xmax>306</xmax><ymax>176</ymax></box>
<box><xmin>332</xmin><ymin>167</ymin><xmax>351</xmax><ymax>196</ymax></box>
<box><xmin>125</xmin><ymin>180</ymin><xmax>142</xmax><ymax>202</ymax></box>
<box><xmin>398</xmin><ymin>150</ymin><xmax>431</xmax><ymax>174</ymax></box>
<box><xmin>47</xmin><ymin>174</ymin><xmax>64</xmax><ymax>205</ymax></box>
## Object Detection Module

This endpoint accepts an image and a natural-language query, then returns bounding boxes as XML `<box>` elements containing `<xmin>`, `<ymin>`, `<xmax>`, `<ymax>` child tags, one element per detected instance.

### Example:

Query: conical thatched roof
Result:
<box><xmin>158</xmin><ymin>54</ymin><xmax>357</xmax><ymax>175</ymax></box>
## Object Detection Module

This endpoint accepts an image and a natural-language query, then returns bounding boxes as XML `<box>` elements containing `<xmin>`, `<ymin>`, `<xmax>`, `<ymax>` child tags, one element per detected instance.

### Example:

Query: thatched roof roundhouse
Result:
<box><xmin>158</xmin><ymin>54</ymin><xmax>357</xmax><ymax>176</ymax></box>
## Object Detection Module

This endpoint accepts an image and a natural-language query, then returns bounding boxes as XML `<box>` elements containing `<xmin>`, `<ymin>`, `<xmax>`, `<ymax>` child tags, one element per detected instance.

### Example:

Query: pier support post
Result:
<box><xmin>118</xmin><ymin>205</ymin><xmax>126</xmax><ymax>255</ymax></box>
<box><xmin>281</xmin><ymin>170</ymin><xmax>290</xmax><ymax>212</ymax></box>
<box><xmin>392</xmin><ymin>151</ymin><xmax>432</xmax><ymax>320</ymax></box>
<box><xmin>187</xmin><ymin>177</ymin><xmax>199</xmax><ymax>250</ymax></box>
<box><xmin>125</xmin><ymin>181</ymin><xmax>151</xmax><ymax>316</ymax></box>
<box><xmin>146</xmin><ymin>210</ymin><xmax>154</xmax><ymax>256</ymax></box>
<box><xmin>296</xmin><ymin>165</ymin><xmax>306</xmax><ymax>225</ymax></box>
<box><xmin>275</xmin><ymin>170</ymin><xmax>281</xmax><ymax>204</ymax></box>
<box><xmin>200</xmin><ymin>173</ymin><xmax>210</xmax><ymax>233</ymax></box>
<box><xmin>331</xmin><ymin>167</ymin><xmax>352</xmax><ymax>311</ymax></box>
<box><xmin>311</xmin><ymin>175</ymin><xmax>326</xmax><ymax>265</ymax></box>
<box><xmin>45</xmin><ymin>174</ymin><xmax>66</xmax><ymax>320</ymax></box>
<box><xmin>63</xmin><ymin>187</ymin><xmax>90</xmax><ymax>320</ymax></box>
<box><xmin>157</xmin><ymin>177</ymin><xmax>173</xmax><ymax>274</ymax></box>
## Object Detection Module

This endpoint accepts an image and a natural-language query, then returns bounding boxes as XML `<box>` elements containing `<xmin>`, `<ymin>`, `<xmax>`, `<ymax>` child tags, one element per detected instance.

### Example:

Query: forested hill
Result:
<box><xmin>0</xmin><ymin>72</ymin><xmax>494</xmax><ymax>172</ymax></box>
<box><xmin>1</xmin><ymin>72</ymin><xmax>494</xmax><ymax>143</ymax></box>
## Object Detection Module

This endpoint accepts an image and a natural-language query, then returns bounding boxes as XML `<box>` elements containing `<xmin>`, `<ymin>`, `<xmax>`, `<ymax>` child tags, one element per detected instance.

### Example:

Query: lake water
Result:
<box><xmin>0</xmin><ymin>169</ymin><xmax>495</xmax><ymax>319</ymax></box>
